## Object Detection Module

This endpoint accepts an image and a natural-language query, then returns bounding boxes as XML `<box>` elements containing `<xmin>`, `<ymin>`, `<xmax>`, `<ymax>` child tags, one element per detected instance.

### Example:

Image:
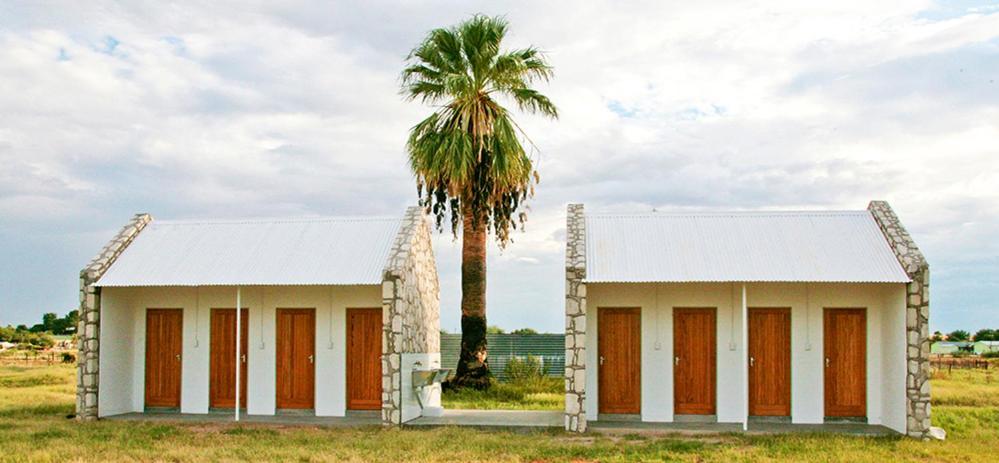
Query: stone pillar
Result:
<box><xmin>381</xmin><ymin>278</ymin><xmax>403</xmax><ymax>426</ymax></box>
<box><xmin>564</xmin><ymin>204</ymin><xmax>587</xmax><ymax>432</ymax></box>
<box><xmin>867</xmin><ymin>201</ymin><xmax>931</xmax><ymax>439</ymax></box>
<box><xmin>381</xmin><ymin>206</ymin><xmax>441</xmax><ymax>426</ymax></box>
<box><xmin>77</xmin><ymin>213</ymin><xmax>152</xmax><ymax>420</ymax></box>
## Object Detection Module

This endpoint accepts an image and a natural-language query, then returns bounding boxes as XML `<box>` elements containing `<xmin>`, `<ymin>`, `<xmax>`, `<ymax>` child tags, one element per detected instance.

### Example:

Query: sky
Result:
<box><xmin>0</xmin><ymin>1</ymin><xmax>997</xmax><ymax>334</ymax></box>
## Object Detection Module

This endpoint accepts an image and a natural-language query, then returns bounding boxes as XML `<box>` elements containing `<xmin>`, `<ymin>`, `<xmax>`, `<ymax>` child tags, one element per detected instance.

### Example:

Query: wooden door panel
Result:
<box><xmin>347</xmin><ymin>308</ymin><xmax>382</xmax><ymax>410</ymax></box>
<box><xmin>209</xmin><ymin>308</ymin><xmax>248</xmax><ymax>408</ymax></box>
<box><xmin>749</xmin><ymin>308</ymin><xmax>791</xmax><ymax>416</ymax></box>
<box><xmin>597</xmin><ymin>307</ymin><xmax>641</xmax><ymax>414</ymax></box>
<box><xmin>145</xmin><ymin>309</ymin><xmax>183</xmax><ymax>408</ymax></box>
<box><xmin>597</xmin><ymin>308</ymin><xmax>641</xmax><ymax>414</ymax></box>
<box><xmin>276</xmin><ymin>309</ymin><xmax>315</xmax><ymax>409</ymax></box>
<box><xmin>824</xmin><ymin>308</ymin><xmax>867</xmax><ymax>418</ymax></box>
<box><xmin>674</xmin><ymin>308</ymin><xmax>716</xmax><ymax>415</ymax></box>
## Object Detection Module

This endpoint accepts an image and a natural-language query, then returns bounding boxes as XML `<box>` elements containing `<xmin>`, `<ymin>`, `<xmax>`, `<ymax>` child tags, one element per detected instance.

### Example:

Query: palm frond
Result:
<box><xmin>401</xmin><ymin>15</ymin><xmax>558</xmax><ymax>246</ymax></box>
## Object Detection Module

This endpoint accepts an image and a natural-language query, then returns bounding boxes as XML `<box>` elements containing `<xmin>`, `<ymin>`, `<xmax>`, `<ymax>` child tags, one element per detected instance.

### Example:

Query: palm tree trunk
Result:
<box><xmin>451</xmin><ymin>213</ymin><xmax>491</xmax><ymax>389</ymax></box>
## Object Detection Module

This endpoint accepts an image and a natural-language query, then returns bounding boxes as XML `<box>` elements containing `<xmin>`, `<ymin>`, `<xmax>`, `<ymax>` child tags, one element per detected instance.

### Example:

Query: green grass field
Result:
<box><xmin>442</xmin><ymin>376</ymin><xmax>563</xmax><ymax>410</ymax></box>
<box><xmin>1</xmin><ymin>363</ymin><xmax>997</xmax><ymax>462</ymax></box>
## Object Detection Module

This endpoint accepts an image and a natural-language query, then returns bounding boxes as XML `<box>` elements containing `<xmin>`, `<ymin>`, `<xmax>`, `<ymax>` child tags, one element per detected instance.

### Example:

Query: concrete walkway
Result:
<box><xmin>589</xmin><ymin>419</ymin><xmax>897</xmax><ymax>436</ymax></box>
<box><xmin>104</xmin><ymin>410</ymin><xmax>897</xmax><ymax>437</ymax></box>
<box><xmin>106</xmin><ymin>410</ymin><xmax>381</xmax><ymax>427</ymax></box>
<box><xmin>406</xmin><ymin>410</ymin><xmax>563</xmax><ymax>430</ymax></box>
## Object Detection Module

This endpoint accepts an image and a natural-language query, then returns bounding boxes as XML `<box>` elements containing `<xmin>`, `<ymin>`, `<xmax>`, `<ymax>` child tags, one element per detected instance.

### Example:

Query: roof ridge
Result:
<box><xmin>154</xmin><ymin>216</ymin><xmax>403</xmax><ymax>225</ymax></box>
<box><xmin>587</xmin><ymin>210</ymin><xmax>870</xmax><ymax>218</ymax></box>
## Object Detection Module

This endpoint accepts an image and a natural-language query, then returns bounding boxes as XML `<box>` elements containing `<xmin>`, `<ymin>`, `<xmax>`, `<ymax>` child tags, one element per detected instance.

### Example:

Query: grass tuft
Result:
<box><xmin>222</xmin><ymin>426</ymin><xmax>281</xmax><ymax>437</ymax></box>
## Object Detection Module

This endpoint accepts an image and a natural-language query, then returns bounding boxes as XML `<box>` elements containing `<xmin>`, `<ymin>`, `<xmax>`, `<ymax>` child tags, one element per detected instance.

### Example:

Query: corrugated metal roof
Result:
<box><xmin>95</xmin><ymin>216</ymin><xmax>403</xmax><ymax>287</ymax></box>
<box><xmin>584</xmin><ymin>210</ymin><xmax>910</xmax><ymax>283</ymax></box>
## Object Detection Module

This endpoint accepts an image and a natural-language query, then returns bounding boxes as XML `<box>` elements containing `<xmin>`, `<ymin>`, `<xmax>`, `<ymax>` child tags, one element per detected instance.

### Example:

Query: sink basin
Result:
<box><xmin>411</xmin><ymin>368</ymin><xmax>450</xmax><ymax>410</ymax></box>
<box><xmin>412</xmin><ymin>368</ymin><xmax>450</xmax><ymax>387</ymax></box>
<box><xmin>412</xmin><ymin>369</ymin><xmax>435</xmax><ymax>386</ymax></box>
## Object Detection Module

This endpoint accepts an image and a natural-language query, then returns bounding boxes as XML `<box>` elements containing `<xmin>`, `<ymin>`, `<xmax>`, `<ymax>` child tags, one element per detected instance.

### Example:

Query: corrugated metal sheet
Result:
<box><xmin>585</xmin><ymin>210</ymin><xmax>910</xmax><ymax>283</ymax></box>
<box><xmin>440</xmin><ymin>333</ymin><xmax>565</xmax><ymax>380</ymax></box>
<box><xmin>96</xmin><ymin>216</ymin><xmax>403</xmax><ymax>287</ymax></box>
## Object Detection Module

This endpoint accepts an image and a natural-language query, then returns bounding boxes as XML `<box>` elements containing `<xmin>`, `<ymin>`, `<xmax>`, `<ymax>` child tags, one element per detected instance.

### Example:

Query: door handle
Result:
<box><xmin>674</xmin><ymin>356</ymin><xmax>680</xmax><ymax>366</ymax></box>
<box><xmin>175</xmin><ymin>354</ymin><xmax>181</xmax><ymax>362</ymax></box>
<box><xmin>825</xmin><ymin>357</ymin><xmax>830</xmax><ymax>368</ymax></box>
<box><xmin>599</xmin><ymin>356</ymin><xmax>605</xmax><ymax>366</ymax></box>
<box><xmin>241</xmin><ymin>354</ymin><xmax>247</xmax><ymax>363</ymax></box>
<box><xmin>308</xmin><ymin>355</ymin><xmax>314</xmax><ymax>364</ymax></box>
<box><xmin>749</xmin><ymin>357</ymin><xmax>755</xmax><ymax>367</ymax></box>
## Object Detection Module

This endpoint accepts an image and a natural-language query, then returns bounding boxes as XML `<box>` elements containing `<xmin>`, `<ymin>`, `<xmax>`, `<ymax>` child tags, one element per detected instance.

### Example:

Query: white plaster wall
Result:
<box><xmin>97</xmin><ymin>285</ymin><xmax>380</xmax><ymax>417</ymax></box>
<box><xmin>880</xmin><ymin>285</ymin><xmax>907</xmax><ymax>433</ymax></box>
<box><xmin>97</xmin><ymin>288</ymin><xmax>136</xmax><ymax>417</ymax></box>
<box><xmin>183</xmin><ymin>290</ymin><xmax>211</xmax><ymax>414</ymax></box>
<box><xmin>585</xmin><ymin>282</ymin><xmax>906</xmax><ymax>428</ymax></box>
<box><xmin>400</xmin><ymin>352</ymin><xmax>442</xmax><ymax>423</ymax></box>
<box><xmin>246</xmin><ymin>287</ymin><xmax>275</xmax><ymax>415</ymax></box>
<box><xmin>131</xmin><ymin>293</ymin><xmax>145</xmax><ymax>412</ymax></box>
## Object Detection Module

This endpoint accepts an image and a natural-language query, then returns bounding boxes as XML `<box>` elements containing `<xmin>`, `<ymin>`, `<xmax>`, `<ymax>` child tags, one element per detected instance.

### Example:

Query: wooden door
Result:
<box><xmin>824</xmin><ymin>308</ymin><xmax>866</xmax><ymax>418</ymax></box>
<box><xmin>597</xmin><ymin>307</ymin><xmax>641</xmax><ymax>414</ymax></box>
<box><xmin>346</xmin><ymin>308</ymin><xmax>382</xmax><ymax>410</ymax></box>
<box><xmin>145</xmin><ymin>309</ymin><xmax>183</xmax><ymax>408</ymax></box>
<box><xmin>673</xmin><ymin>308</ymin><xmax>716</xmax><ymax>415</ymax></box>
<box><xmin>276</xmin><ymin>308</ymin><xmax>315</xmax><ymax>409</ymax></box>
<box><xmin>209</xmin><ymin>308</ymin><xmax>248</xmax><ymax>408</ymax></box>
<box><xmin>749</xmin><ymin>308</ymin><xmax>791</xmax><ymax>416</ymax></box>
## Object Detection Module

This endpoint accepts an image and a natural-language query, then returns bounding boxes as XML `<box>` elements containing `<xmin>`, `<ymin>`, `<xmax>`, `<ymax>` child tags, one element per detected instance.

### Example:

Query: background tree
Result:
<box><xmin>55</xmin><ymin>310</ymin><xmax>79</xmax><ymax>335</ymax></box>
<box><xmin>973</xmin><ymin>328</ymin><xmax>998</xmax><ymax>341</ymax></box>
<box><xmin>947</xmin><ymin>330</ymin><xmax>971</xmax><ymax>342</ymax></box>
<box><xmin>511</xmin><ymin>327</ymin><xmax>538</xmax><ymax>335</ymax></box>
<box><xmin>29</xmin><ymin>312</ymin><xmax>58</xmax><ymax>333</ymax></box>
<box><xmin>402</xmin><ymin>15</ymin><xmax>557</xmax><ymax>389</ymax></box>
<box><xmin>26</xmin><ymin>310</ymin><xmax>78</xmax><ymax>335</ymax></box>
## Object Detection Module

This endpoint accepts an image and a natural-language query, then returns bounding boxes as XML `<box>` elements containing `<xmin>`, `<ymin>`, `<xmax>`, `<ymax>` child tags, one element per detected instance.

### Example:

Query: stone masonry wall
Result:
<box><xmin>77</xmin><ymin>213</ymin><xmax>153</xmax><ymax>420</ymax></box>
<box><xmin>868</xmin><ymin>201</ymin><xmax>931</xmax><ymax>439</ymax></box>
<box><xmin>564</xmin><ymin>204</ymin><xmax>587</xmax><ymax>433</ymax></box>
<box><xmin>381</xmin><ymin>206</ymin><xmax>441</xmax><ymax>425</ymax></box>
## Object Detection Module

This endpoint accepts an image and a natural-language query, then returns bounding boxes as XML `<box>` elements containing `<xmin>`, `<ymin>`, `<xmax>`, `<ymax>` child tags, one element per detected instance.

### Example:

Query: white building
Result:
<box><xmin>564</xmin><ymin>201</ymin><xmax>933</xmax><ymax>438</ymax></box>
<box><xmin>76</xmin><ymin>207</ymin><xmax>441</xmax><ymax>425</ymax></box>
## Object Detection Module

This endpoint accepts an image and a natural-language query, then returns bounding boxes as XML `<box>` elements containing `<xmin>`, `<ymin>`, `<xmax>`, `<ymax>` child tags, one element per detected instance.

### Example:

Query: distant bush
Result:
<box><xmin>62</xmin><ymin>352</ymin><xmax>76</xmax><ymax>364</ymax></box>
<box><xmin>486</xmin><ymin>325</ymin><xmax>506</xmax><ymax>334</ymax></box>
<box><xmin>504</xmin><ymin>355</ymin><xmax>548</xmax><ymax>383</ymax></box>
<box><xmin>982</xmin><ymin>351</ymin><xmax>999</xmax><ymax>359</ymax></box>
<box><xmin>0</xmin><ymin>326</ymin><xmax>55</xmax><ymax>349</ymax></box>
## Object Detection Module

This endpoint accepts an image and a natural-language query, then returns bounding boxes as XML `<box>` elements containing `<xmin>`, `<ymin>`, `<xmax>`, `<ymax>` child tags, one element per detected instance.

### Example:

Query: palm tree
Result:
<box><xmin>402</xmin><ymin>15</ymin><xmax>557</xmax><ymax>389</ymax></box>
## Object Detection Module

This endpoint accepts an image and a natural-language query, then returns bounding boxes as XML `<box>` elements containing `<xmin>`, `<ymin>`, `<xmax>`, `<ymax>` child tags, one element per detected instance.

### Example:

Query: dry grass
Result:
<box><xmin>0</xmin><ymin>364</ymin><xmax>76</xmax><ymax>417</ymax></box>
<box><xmin>0</xmin><ymin>363</ymin><xmax>996</xmax><ymax>462</ymax></box>
<box><xmin>929</xmin><ymin>367</ymin><xmax>999</xmax><ymax>407</ymax></box>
